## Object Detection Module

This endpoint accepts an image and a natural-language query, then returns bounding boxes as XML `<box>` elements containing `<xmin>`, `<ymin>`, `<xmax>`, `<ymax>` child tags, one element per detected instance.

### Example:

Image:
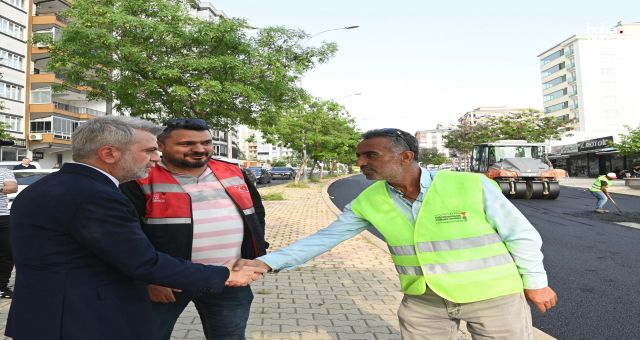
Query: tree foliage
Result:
<box><xmin>444</xmin><ymin>110</ymin><xmax>566</xmax><ymax>156</ymax></box>
<box><xmin>613</xmin><ymin>125</ymin><xmax>640</xmax><ymax>156</ymax></box>
<box><xmin>418</xmin><ymin>148</ymin><xmax>447</xmax><ymax>166</ymax></box>
<box><xmin>40</xmin><ymin>0</ymin><xmax>337</xmax><ymax>129</ymax></box>
<box><xmin>262</xmin><ymin>97</ymin><xmax>360</xmax><ymax>183</ymax></box>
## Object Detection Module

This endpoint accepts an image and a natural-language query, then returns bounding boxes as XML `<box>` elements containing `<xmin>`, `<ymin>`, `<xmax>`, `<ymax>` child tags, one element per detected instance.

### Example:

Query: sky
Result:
<box><xmin>211</xmin><ymin>0</ymin><xmax>640</xmax><ymax>134</ymax></box>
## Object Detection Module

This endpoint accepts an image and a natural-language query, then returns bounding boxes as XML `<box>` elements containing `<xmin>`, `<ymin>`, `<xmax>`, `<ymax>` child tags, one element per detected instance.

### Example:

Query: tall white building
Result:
<box><xmin>0</xmin><ymin>0</ymin><xmax>29</xmax><ymax>160</ymax></box>
<box><xmin>236</xmin><ymin>125</ymin><xmax>294</xmax><ymax>164</ymax></box>
<box><xmin>539</xmin><ymin>22</ymin><xmax>640</xmax><ymax>177</ymax></box>
<box><xmin>538</xmin><ymin>21</ymin><xmax>640</xmax><ymax>136</ymax></box>
<box><xmin>414</xmin><ymin>124</ymin><xmax>455</xmax><ymax>157</ymax></box>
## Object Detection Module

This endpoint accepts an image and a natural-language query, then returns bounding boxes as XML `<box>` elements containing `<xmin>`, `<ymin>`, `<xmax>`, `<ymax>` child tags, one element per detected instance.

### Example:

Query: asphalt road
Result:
<box><xmin>328</xmin><ymin>174</ymin><xmax>640</xmax><ymax>340</ymax></box>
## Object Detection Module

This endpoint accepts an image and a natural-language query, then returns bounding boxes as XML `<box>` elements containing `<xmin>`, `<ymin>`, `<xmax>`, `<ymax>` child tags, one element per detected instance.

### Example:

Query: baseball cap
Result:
<box><xmin>606</xmin><ymin>172</ymin><xmax>617</xmax><ymax>179</ymax></box>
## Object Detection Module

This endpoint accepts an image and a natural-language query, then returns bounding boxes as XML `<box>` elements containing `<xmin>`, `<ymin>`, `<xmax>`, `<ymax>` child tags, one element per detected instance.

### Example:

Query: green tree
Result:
<box><xmin>613</xmin><ymin>125</ymin><xmax>640</xmax><ymax>156</ymax></box>
<box><xmin>443</xmin><ymin>123</ymin><xmax>492</xmax><ymax>160</ymax></box>
<box><xmin>262</xmin><ymin>98</ymin><xmax>359</xmax><ymax>183</ymax></box>
<box><xmin>487</xmin><ymin>110</ymin><xmax>565</xmax><ymax>142</ymax></box>
<box><xmin>38</xmin><ymin>0</ymin><xmax>337</xmax><ymax>129</ymax></box>
<box><xmin>444</xmin><ymin>110</ymin><xmax>567</xmax><ymax>161</ymax></box>
<box><xmin>418</xmin><ymin>148</ymin><xmax>447</xmax><ymax>166</ymax></box>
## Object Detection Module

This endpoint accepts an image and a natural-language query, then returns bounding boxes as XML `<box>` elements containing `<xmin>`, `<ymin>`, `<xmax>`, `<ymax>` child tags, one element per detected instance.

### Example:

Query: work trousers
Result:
<box><xmin>591</xmin><ymin>191</ymin><xmax>608</xmax><ymax>209</ymax></box>
<box><xmin>398</xmin><ymin>286</ymin><xmax>533</xmax><ymax>340</ymax></box>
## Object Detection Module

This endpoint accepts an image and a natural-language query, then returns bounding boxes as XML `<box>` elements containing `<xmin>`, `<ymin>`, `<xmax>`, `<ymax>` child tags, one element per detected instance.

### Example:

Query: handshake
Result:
<box><xmin>224</xmin><ymin>258</ymin><xmax>272</xmax><ymax>287</ymax></box>
<box><xmin>147</xmin><ymin>259</ymin><xmax>272</xmax><ymax>303</ymax></box>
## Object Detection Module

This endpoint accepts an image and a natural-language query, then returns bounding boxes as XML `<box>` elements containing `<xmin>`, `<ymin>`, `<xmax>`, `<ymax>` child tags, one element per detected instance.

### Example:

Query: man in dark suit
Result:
<box><xmin>6</xmin><ymin>116</ymin><xmax>266</xmax><ymax>340</ymax></box>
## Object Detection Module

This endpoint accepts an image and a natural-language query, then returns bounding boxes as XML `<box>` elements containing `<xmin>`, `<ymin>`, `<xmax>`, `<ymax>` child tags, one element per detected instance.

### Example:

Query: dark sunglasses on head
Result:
<box><xmin>165</xmin><ymin>118</ymin><xmax>209</xmax><ymax>129</ymax></box>
<box><xmin>379</xmin><ymin>128</ymin><xmax>412</xmax><ymax>150</ymax></box>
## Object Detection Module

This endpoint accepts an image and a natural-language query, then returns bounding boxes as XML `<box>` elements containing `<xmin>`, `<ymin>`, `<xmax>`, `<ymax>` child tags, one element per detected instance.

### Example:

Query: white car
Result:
<box><xmin>8</xmin><ymin>169</ymin><xmax>58</xmax><ymax>209</ymax></box>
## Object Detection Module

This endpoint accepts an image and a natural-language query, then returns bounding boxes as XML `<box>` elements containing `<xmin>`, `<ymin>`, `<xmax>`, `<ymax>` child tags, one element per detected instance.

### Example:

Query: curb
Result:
<box><xmin>320</xmin><ymin>175</ymin><xmax>389</xmax><ymax>253</ymax></box>
<box><xmin>320</xmin><ymin>175</ymin><xmax>557</xmax><ymax>340</ymax></box>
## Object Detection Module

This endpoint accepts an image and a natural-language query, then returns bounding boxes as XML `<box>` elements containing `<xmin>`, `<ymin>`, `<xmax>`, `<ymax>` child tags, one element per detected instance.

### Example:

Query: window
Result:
<box><xmin>0</xmin><ymin>17</ymin><xmax>25</xmax><ymax>40</ymax></box>
<box><xmin>540</xmin><ymin>50</ymin><xmax>563</xmax><ymax>66</ymax></box>
<box><xmin>542</xmin><ymin>76</ymin><xmax>566</xmax><ymax>90</ymax></box>
<box><xmin>52</xmin><ymin>116</ymin><xmax>80</xmax><ymax>140</ymax></box>
<box><xmin>542</xmin><ymin>62</ymin><xmax>564</xmax><ymax>78</ymax></box>
<box><xmin>0</xmin><ymin>49</ymin><xmax>24</xmax><ymax>71</ymax></box>
<box><xmin>31</xmin><ymin>120</ymin><xmax>52</xmax><ymax>133</ymax></box>
<box><xmin>0</xmin><ymin>81</ymin><xmax>22</xmax><ymax>101</ymax></box>
<box><xmin>543</xmin><ymin>88</ymin><xmax>567</xmax><ymax>102</ymax></box>
<box><xmin>3</xmin><ymin>0</ymin><xmax>25</xmax><ymax>9</ymax></box>
<box><xmin>545</xmin><ymin>101</ymin><xmax>568</xmax><ymax>114</ymax></box>
<box><xmin>0</xmin><ymin>113</ymin><xmax>22</xmax><ymax>131</ymax></box>
<box><xmin>30</xmin><ymin>87</ymin><xmax>52</xmax><ymax>104</ymax></box>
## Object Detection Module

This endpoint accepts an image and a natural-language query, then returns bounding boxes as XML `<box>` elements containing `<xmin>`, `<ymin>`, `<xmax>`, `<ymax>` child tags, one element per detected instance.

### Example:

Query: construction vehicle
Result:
<box><xmin>470</xmin><ymin>140</ymin><xmax>566</xmax><ymax>199</ymax></box>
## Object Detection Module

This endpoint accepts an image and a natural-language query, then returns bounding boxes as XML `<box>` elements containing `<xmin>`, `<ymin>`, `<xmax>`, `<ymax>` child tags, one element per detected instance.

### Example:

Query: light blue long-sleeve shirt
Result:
<box><xmin>260</xmin><ymin>169</ymin><xmax>548</xmax><ymax>289</ymax></box>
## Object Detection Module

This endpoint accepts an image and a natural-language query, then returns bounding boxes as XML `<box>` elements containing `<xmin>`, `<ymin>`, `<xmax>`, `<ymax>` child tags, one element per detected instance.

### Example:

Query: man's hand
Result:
<box><xmin>524</xmin><ymin>286</ymin><xmax>557</xmax><ymax>314</ymax></box>
<box><xmin>233</xmin><ymin>259</ymin><xmax>271</xmax><ymax>272</ymax></box>
<box><xmin>147</xmin><ymin>284</ymin><xmax>181</xmax><ymax>303</ymax></box>
<box><xmin>223</xmin><ymin>259</ymin><xmax>269</xmax><ymax>287</ymax></box>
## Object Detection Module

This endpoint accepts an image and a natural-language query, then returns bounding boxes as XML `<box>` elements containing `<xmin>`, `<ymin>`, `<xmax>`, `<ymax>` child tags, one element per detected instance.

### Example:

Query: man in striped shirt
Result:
<box><xmin>121</xmin><ymin>118</ymin><xmax>267</xmax><ymax>340</ymax></box>
<box><xmin>0</xmin><ymin>168</ymin><xmax>17</xmax><ymax>298</ymax></box>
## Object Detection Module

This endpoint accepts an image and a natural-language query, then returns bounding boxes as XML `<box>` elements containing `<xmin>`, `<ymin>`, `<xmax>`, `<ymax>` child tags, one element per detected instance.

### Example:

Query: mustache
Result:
<box><xmin>187</xmin><ymin>152</ymin><xmax>209</xmax><ymax>157</ymax></box>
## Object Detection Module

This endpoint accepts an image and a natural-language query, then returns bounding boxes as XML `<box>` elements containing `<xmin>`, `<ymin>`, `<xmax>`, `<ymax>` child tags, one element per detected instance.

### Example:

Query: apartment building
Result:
<box><xmin>236</xmin><ymin>125</ymin><xmax>294</xmax><ymax>164</ymax></box>
<box><xmin>414</xmin><ymin>124</ymin><xmax>455</xmax><ymax>157</ymax></box>
<box><xmin>539</xmin><ymin>22</ymin><xmax>640</xmax><ymax>177</ymax></box>
<box><xmin>457</xmin><ymin>106</ymin><xmax>532</xmax><ymax>126</ymax></box>
<box><xmin>0</xmin><ymin>0</ymin><xmax>30</xmax><ymax>161</ymax></box>
<box><xmin>538</xmin><ymin>21</ymin><xmax>640</xmax><ymax>135</ymax></box>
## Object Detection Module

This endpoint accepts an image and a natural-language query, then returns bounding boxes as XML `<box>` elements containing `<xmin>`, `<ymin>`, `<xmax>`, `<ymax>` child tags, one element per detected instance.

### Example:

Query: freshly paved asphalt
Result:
<box><xmin>328</xmin><ymin>174</ymin><xmax>640</xmax><ymax>340</ymax></box>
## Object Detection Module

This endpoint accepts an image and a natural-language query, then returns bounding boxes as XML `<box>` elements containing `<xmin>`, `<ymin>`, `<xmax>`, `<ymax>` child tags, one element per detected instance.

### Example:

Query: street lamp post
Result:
<box><xmin>298</xmin><ymin>25</ymin><xmax>359</xmax><ymax>181</ymax></box>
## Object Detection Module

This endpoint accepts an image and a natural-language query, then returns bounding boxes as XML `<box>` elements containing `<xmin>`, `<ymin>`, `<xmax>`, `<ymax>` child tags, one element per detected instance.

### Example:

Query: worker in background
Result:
<box><xmin>589</xmin><ymin>172</ymin><xmax>617</xmax><ymax>213</ymax></box>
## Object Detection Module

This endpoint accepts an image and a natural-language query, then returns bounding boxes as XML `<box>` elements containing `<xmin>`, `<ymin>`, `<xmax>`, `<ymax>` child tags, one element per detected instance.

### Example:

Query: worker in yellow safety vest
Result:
<box><xmin>235</xmin><ymin>128</ymin><xmax>557</xmax><ymax>340</ymax></box>
<box><xmin>589</xmin><ymin>172</ymin><xmax>617</xmax><ymax>213</ymax></box>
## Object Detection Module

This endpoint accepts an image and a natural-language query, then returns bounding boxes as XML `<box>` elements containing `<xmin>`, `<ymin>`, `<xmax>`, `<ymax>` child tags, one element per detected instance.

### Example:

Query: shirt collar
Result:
<box><xmin>386</xmin><ymin>167</ymin><xmax>436</xmax><ymax>198</ymax></box>
<box><xmin>76</xmin><ymin>163</ymin><xmax>119</xmax><ymax>187</ymax></box>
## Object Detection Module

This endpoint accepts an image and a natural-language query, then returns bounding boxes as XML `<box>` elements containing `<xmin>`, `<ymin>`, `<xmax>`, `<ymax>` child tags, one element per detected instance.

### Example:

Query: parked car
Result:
<box><xmin>270</xmin><ymin>166</ymin><xmax>296</xmax><ymax>180</ymax></box>
<box><xmin>248</xmin><ymin>167</ymin><xmax>272</xmax><ymax>184</ymax></box>
<box><xmin>241</xmin><ymin>167</ymin><xmax>258</xmax><ymax>187</ymax></box>
<box><xmin>8</xmin><ymin>169</ymin><xmax>58</xmax><ymax>208</ymax></box>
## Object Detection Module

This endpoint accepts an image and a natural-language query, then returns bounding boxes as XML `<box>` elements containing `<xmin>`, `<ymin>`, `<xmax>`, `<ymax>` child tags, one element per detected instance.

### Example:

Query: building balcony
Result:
<box><xmin>33</xmin><ymin>0</ymin><xmax>70</xmax><ymax>15</ymax></box>
<box><xmin>27</xmin><ymin>132</ymin><xmax>72</xmax><ymax>145</ymax></box>
<box><xmin>564</xmin><ymin>48</ymin><xmax>574</xmax><ymax>57</ymax></box>
<box><xmin>31</xmin><ymin>73</ymin><xmax>64</xmax><ymax>85</ymax></box>
<box><xmin>30</xmin><ymin>102</ymin><xmax>103</xmax><ymax>120</ymax></box>
<box><xmin>30</xmin><ymin>73</ymin><xmax>91</xmax><ymax>92</ymax></box>
<box><xmin>32</xmin><ymin>14</ymin><xmax>67</xmax><ymax>29</ymax></box>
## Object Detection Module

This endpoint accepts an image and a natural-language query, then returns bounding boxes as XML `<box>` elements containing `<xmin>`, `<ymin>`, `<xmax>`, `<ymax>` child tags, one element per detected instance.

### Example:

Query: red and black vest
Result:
<box><xmin>131</xmin><ymin>160</ymin><xmax>267</xmax><ymax>260</ymax></box>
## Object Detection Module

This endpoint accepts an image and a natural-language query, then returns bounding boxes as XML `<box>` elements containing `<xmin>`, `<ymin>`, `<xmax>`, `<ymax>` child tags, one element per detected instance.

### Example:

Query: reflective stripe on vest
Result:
<box><xmin>136</xmin><ymin>160</ymin><xmax>255</xmax><ymax>225</ymax></box>
<box><xmin>351</xmin><ymin>171</ymin><xmax>523</xmax><ymax>303</ymax></box>
<box><xmin>590</xmin><ymin>175</ymin><xmax>611</xmax><ymax>192</ymax></box>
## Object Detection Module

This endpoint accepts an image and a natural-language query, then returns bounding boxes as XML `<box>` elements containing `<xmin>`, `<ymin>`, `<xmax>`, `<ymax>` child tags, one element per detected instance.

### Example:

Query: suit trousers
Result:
<box><xmin>397</xmin><ymin>286</ymin><xmax>533</xmax><ymax>340</ymax></box>
<box><xmin>0</xmin><ymin>215</ymin><xmax>12</xmax><ymax>289</ymax></box>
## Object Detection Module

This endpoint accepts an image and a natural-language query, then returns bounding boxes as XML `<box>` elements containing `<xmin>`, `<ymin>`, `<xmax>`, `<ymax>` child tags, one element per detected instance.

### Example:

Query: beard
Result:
<box><xmin>118</xmin><ymin>154</ymin><xmax>153</xmax><ymax>183</ymax></box>
<box><xmin>162</xmin><ymin>151</ymin><xmax>211</xmax><ymax>169</ymax></box>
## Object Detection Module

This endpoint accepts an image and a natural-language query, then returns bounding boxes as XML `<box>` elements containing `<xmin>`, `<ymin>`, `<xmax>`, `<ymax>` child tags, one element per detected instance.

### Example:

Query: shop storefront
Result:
<box><xmin>549</xmin><ymin>136</ymin><xmax>638</xmax><ymax>177</ymax></box>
